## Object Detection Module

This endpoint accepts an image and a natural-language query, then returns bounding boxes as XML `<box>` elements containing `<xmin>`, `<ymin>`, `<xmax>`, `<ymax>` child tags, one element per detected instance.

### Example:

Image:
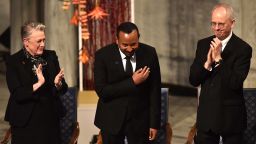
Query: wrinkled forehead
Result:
<box><xmin>26</xmin><ymin>30</ymin><xmax>45</xmax><ymax>40</ymax></box>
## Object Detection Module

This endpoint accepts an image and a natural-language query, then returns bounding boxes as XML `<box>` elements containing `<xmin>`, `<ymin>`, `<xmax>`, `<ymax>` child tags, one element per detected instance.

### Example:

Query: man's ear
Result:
<box><xmin>231</xmin><ymin>19</ymin><xmax>235</xmax><ymax>29</ymax></box>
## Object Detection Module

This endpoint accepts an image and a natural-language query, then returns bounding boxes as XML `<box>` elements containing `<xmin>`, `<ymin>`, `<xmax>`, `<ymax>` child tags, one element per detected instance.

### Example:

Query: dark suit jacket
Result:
<box><xmin>4</xmin><ymin>49</ymin><xmax>68</xmax><ymax>127</ymax></box>
<box><xmin>94</xmin><ymin>43</ymin><xmax>161</xmax><ymax>135</ymax></box>
<box><xmin>189</xmin><ymin>34</ymin><xmax>252</xmax><ymax>133</ymax></box>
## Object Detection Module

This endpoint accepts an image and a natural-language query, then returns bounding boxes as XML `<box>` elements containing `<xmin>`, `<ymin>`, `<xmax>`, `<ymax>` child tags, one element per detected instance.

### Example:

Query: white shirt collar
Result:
<box><xmin>119</xmin><ymin>49</ymin><xmax>136</xmax><ymax>62</ymax></box>
<box><xmin>221</xmin><ymin>31</ymin><xmax>232</xmax><ymax>51</ymax></box>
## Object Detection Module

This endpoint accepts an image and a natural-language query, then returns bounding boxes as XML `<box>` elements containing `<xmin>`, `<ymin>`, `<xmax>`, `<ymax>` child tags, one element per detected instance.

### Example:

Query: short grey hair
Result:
<box><xmin>212</xmin><ymin>3</ymin><xmax>235</xmax><ymax>21</ymax></box>
<box><xmin>21</xmin><ymin>22</ymin><xmax>46</xmax><ymax>39</ymax></box>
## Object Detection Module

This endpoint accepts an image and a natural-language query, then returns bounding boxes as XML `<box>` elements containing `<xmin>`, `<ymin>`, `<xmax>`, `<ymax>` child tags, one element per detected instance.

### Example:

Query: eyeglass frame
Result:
<box><xmin>210</xmin><ymin>22</ymin><xmax>225</xmax><ymax>29</ymax></box>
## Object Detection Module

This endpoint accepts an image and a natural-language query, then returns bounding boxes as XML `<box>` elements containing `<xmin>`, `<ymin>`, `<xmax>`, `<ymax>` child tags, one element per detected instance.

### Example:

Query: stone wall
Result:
<box><xmin>44</xmin><ymin>0</ymin><xmax>78</xmax><ymax>87</ymax></box>
<box><xmin>135</xmin><ymin>0</ymin><xmax>256</xmax><ymax>88</ymax></box>
<box><xmin>135</xmin><ymin>0</ymin><xmax>218</xmax><ymax>86</ymax></box>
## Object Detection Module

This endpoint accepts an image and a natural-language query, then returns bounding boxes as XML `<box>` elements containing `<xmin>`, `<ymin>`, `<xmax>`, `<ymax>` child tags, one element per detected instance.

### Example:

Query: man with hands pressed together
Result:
<box><xmin>4</xmin><ymin>22</ymin><xmax>68</xmax><ymax>144</ymax></box>
<box><xmin>94</xmin><ymin>22</ymin><xmax>161</xmax><ymax>144</ymax></box>
<box><xmin>189</xmin><ymin>3</ymin><xmax>252</xmax><ymax>144</ymax></box>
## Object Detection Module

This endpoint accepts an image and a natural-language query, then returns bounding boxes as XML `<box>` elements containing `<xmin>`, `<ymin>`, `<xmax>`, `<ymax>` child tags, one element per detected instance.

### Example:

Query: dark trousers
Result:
<box><xmin>194</xmin><ymin>130</ymin><xmax>243</xmax><ymax>144</ymax></box>
<box><xmin>101</xmin><ymin>119</ymin><xmax>149</xmax><ymax>144</ymax></box>
<box><xmin>101</xmin><ymin>130</ymin><xmax>149</xmax><ymax>144</ymax></box>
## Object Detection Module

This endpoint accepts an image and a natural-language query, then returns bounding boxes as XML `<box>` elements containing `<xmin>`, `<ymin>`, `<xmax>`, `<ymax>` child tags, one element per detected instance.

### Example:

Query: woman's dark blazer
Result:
<box><xmin>4</xmin><ymin>49</ymin><xmax>68</xmax><ymax>127</ymax></box>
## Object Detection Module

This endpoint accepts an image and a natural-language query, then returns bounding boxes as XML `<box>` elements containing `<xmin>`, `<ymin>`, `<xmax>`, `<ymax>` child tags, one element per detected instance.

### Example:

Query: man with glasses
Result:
<box><xmin>4</xmin><ymin>22</ymin><xmax>68</xmax><ymax>144</ymax></box>
<box><xmin>189</xmin><ymin>3</ymin><xmax>252</xmax><ymax>144</ymax></box>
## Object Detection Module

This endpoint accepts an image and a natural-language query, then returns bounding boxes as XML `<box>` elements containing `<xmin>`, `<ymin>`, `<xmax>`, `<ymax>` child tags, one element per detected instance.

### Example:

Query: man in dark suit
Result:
<box><xmin>189</xmin><ymin>3</ymin><xmax>252</xmax><ymax>144</ymax></box>
<box><xmin>94</xmin><ymin>22</ymin><xmax>161</xmax><ymax>144</ymax></box>
<box><xmin>5</xmin><ymin>22</ymin><xmax>67</xmax><ymax>144</ymax></box>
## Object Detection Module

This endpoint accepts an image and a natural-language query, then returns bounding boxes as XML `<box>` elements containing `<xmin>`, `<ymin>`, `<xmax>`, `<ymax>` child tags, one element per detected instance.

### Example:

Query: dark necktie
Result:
<box><xmin>125</xmin><ymin>56</ymin><xmax>133</xmax><ymax>75</ymax></box>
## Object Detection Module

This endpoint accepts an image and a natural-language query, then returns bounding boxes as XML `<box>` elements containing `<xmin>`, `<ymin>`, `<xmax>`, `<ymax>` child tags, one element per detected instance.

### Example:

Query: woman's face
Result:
<box><xmin>23</xmin><ymin>30</ymin><xmax>45</xmax><ymax>56</ymax></box>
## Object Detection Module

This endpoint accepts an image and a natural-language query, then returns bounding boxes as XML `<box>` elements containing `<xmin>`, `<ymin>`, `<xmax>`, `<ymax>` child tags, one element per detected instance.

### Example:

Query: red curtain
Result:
<box><xmin>83</xmin><ymin>0</ymin><xmax>131</xmax><ymax>90</ymax></box>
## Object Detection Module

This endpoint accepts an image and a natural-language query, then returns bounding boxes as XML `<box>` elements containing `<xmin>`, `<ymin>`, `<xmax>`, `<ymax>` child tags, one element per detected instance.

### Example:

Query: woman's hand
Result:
<box><xmin>33</xmin><ymin>64</ymin><xmax>45</xmax><ymax>91</ymax></box>
<box><xmin>54</xmin><ymin>68</ymin><xmax>64</xmax><ymax>89</ymax></box>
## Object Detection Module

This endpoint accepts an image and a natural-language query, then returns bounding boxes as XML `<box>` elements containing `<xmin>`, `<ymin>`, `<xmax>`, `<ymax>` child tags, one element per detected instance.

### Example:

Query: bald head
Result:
<box><xmin>212</xmin><ymin>3</ymin><xmax>235</xmax><ymax>21</ymax></box>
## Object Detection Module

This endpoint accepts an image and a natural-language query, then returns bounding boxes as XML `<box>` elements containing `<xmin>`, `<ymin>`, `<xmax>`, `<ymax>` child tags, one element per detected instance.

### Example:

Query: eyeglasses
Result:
<box><xmin>211</xmin><ymin>22</ymin><xmax>225</xmax><ymax>29</ymax></box>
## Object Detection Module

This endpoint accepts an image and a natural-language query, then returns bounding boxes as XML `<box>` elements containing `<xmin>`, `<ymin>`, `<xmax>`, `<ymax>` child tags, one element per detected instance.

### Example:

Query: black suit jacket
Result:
<box><xmin>94</xmin><ymin>43</ymin><xmax>161</xmax><ymax>134</ymax></box>
<box><xmin>189</xmin><ymin>34</ymin><xmax>252</xmax><ymax>133</ymax></box>
<box><xmin>4</xmin><ymin>49</ymin><xmax>68</xmax><ymax>127</ymax></box>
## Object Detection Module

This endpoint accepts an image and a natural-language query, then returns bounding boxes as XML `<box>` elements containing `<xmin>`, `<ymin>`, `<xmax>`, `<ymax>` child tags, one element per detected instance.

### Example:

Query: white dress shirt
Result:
<box><xmin>119</xmin><ymin>49</ymin><xmax>136</xmax><ymax>72</ymax></box>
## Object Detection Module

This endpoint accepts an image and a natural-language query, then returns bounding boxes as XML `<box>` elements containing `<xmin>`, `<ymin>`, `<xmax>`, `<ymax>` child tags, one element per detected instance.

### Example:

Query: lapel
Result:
<box><xmin>135</xmin><ymin>43</ymin><xmax>147</xmax><ymax>71</ymax></box>
<box><xmin>221</xmin><ymin>34</ymin><xmax>236</xmax><ymax>60</ymax></box>
<box><xmin>112</xmin><ymin>45</ymin><xmax>127</xmax><ymax>74</ymax></box>
<box><xmin>43</xmin><ymin>51</ymin><xmax>55</xmax><ymax>83</ymax></box>
<box><xmin>135</xmin><ymin>46</ymin><xmax>143</xmax><ymax>71</ymax></box>
<box><xmin>16</xmin><ymin>50</ymin><xmax>33</xmax><ymax>84</ymax></box>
